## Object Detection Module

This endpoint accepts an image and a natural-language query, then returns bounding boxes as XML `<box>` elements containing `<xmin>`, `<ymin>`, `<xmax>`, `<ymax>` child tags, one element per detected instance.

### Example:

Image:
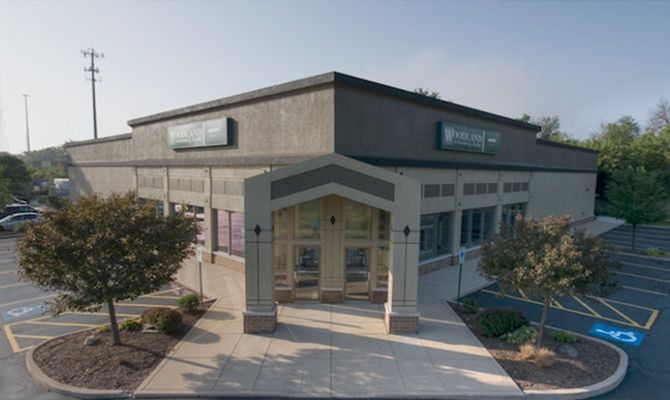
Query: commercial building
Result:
<box><xmin>66</xmin><ymin>72</ymin><xmax>598</xmax><ymax>334</ymax></box>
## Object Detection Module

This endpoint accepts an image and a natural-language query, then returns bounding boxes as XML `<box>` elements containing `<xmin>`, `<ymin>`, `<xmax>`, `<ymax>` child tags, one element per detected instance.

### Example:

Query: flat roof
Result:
<box><xmin>127</xmin><ymin>71</ymin><xmax>542</xmax><ymax>132</ymax></box>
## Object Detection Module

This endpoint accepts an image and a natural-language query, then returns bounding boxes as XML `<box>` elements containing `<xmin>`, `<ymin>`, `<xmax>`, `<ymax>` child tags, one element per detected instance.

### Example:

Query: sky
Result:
<box><xmin>0</xmin><ymin>0</ymin><xmax>668</xmax><ymax>154</ymax></box>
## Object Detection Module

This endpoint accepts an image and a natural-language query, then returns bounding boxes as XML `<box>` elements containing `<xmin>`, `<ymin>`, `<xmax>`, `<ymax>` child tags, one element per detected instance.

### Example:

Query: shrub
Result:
<box><xmin>534</xmin><ymin>347</ymin><xmax>557</xmax><ymax>368</ymax></box>
<box><xmin>646</xmin><ymin>247</ymin><xmax>661</xmax><ymax>257</ymax></box>
<box><xmin>119</xmin><ymin>318</ymin><xmax>142</xmax><ymax>332</ymax></box>
<box><xmin>96</xmin><ymin>324</ymin><xmax>110</xmax><ymax>333</ymax></box>
<box><xmin>141</xmin><ymin>307</ymin><xmax>183</xmax><ymax>334</ymax></box>
<box><xmin>461</xmin><ymin>298</ymin><xmax>479</xmax><ymax>313</ymax></box>
<box><xmin>552</xmin><ymin>331</ymin><xmax>577</xmax><ymax>344</ymax></box>
<box><xmin>478</xmin><ymin>308</ymin><xmax>529</xmax><ymax>337</ymax></box>
<box><xmin>519</xmin><ymin>344</ymin><xmax>536</xmax><ymax>360</ymax></box>
<box><xmin>501</xmin><ymin>325</ymin><xmax>537</xmax><ymax>344</ymax></box>
<box><xmin>178</xmin><ymin>293</ymin><xmax>201</xmax><ymax>314</ymax></box>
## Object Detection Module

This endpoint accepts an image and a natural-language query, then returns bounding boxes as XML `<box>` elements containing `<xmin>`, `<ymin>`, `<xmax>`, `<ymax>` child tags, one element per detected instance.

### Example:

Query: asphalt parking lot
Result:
<box><xmin>465</xmin><ymin>224</ymin><xmax>670</xmax><ymax>400</ymax></box>
<box><xmin>0</xmin><ymin>236</ymin><xmax>191</xmax><ymax>400</ymax></box>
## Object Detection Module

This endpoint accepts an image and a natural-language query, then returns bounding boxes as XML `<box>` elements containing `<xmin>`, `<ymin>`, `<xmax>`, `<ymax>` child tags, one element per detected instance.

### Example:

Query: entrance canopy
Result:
<box><xmin>243</xmin><ymin>153</ymin><xmax>421</xmax><ymax>333</ymax></box>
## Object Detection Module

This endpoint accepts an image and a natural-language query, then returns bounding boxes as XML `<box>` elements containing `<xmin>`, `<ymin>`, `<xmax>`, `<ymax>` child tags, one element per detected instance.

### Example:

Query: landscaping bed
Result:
<box><xmin>452</xmin><ymin>302</ymin><xmax>620</xmax><ymax>391</ymax></box>
<box><xmin>32</xmin><ymin>300</ymin><xmax>212</xmax><ymax>392</ymax></box>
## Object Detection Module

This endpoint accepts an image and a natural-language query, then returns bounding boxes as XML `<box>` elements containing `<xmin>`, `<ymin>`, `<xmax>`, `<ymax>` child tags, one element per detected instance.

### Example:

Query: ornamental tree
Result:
<box><xmin>18</xmin><ymin>193</ymin><xmax>197</xmax><ymax>345</ymax></box>
<box><xmin>606</xmin><ymin>167</ymin><xmax>668</xmax><ymax>250</ymax></box>
<box><xmin>479</xmin><ymin>215</ymin><xmax>619</xmax><ymax>346</ymax></box>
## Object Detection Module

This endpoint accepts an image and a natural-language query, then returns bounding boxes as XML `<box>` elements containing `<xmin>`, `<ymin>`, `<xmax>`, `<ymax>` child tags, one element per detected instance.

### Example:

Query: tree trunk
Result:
<box><xmin>537</xmin><ymin>297</ymin><xmax>551</xmax><ymax>347</ymax></box>
<box><xmin>632</xmin><ymin>224</ymin><xmax>637</xmax><ymax>252</ymax></box>
<box><xmin>108</xmin><ymin>300</ymin><xmax>121</xmax><ymax>345</ymax></box>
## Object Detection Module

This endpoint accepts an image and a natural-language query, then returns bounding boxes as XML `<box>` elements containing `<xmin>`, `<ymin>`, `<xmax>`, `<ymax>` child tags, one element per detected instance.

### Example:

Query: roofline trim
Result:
<box><xmin>536</xmin><ymin>138</ymin><xmax>599</xmax><ymax>154</ymax></box>
<box><xmin>126</xmin><ymin>71</ymin><xmax>541</xmax><ymax>132</ymax></box>
<box><xmin>64</xmin><ymin>133</ymin><xmax>133</xmax><ymax>148</ymax></box>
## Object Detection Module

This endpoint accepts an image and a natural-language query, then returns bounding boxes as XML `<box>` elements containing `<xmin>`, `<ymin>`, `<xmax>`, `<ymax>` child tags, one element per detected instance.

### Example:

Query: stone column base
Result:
<box><xmin>384</xmin><ymin>304</ymin><xmax>419</xmax><ymax>333</ymax></box>
<box><xmin>243</xmin><ymin>306</ymin><xmax>277</xmax><ymax>333</ymax></box>
<box><xmin>320</xmin><ymin>288</ymin><xmax>344</xmax><ymax>303</ymax></box>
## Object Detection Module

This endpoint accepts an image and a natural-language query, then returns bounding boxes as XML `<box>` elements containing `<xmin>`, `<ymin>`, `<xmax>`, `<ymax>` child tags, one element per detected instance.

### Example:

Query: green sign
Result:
<box><xmin>436</xmin><ymin>121</ymin><xmax>501</xmax><ymax>154</ymax></box>
<box><xmin>167</xmin><ymin>117</ymin><xmax>232</xmax><ymax>149</ymax></box>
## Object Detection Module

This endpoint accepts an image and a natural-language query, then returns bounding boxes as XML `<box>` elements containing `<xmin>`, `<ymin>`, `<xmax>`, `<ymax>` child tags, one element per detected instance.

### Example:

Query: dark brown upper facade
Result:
<box><xmin>66</xmin><ymin>72</ymin><xmax>597</xmax><ymax>173</ymax></box>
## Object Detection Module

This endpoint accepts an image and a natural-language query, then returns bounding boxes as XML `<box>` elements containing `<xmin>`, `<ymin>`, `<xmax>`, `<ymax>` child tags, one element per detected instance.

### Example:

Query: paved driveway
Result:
<box><xmin>138</xmin><ymin>259</ymin><xmax>522</xmax><ymax>398</ymax></box>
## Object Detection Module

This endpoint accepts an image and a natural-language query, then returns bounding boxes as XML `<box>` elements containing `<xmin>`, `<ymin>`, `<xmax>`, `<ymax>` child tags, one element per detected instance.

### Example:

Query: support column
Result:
<box><xmin>204</xmin><ymin>207</ymin><xmax>218</xmax><ymax>263</ymax></box>
<box><xmin>243</xmin><ymin>182</ymin><xmax>276</xmax><ymax>334</ymax></box>
<box><xmin>162</xmin><ymin>168</ymin><xmax>172</xmax><ymax>217</ymax></box>
<box><xmin>494</xmin><ymin>171</ymin><xmax>503</xmax><ymax>233</ymax></box>
<box><xmin>385</xmin><ymin>200</ymin><xmax>420</xmax><ymax>333</ymax></box>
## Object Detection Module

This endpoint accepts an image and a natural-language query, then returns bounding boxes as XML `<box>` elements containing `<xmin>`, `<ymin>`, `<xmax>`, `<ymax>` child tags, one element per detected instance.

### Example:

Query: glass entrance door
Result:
<box><xmin>345</xmin><ymin>247</ymin><xmax>370</xmax><ymax>300</ymax></box>
<box><xmin>294</xmin><ymin>247</ymin><xmax>320</xmax><ymax>300</ymax></box>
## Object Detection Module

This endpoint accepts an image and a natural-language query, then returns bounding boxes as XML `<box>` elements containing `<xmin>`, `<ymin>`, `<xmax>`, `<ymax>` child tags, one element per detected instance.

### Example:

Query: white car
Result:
<box><xmin>0</xmin><ymin>212</ymin><xmax>42</xmax><ymax>231</ymax></box>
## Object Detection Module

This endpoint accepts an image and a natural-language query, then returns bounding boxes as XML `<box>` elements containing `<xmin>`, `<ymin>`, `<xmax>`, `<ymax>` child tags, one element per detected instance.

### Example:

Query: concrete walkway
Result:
<box><xmin>136</xmin><ymin>258</ymin><xmax>522</xmax><ymax>398</ymax></box>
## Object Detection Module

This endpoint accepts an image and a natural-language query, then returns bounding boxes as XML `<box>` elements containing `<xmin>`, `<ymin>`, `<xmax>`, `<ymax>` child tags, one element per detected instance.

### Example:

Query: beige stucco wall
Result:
<box><xmin>527</xmin><ymin>171</ymin><xmax>597</xmax><ymax>222</ymax></box>
<box><xmin>69</xmin><ymin>166</ymin><xmax>135</xmax><ymax>199</ymax></box>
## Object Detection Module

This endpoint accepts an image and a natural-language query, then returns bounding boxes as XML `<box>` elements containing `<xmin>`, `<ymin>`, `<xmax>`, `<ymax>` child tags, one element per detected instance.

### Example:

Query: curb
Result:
<box><xmin>523</xmin><ymin>325</ymin><xmax>628</xmax><ymax>400</ymax></box>
<box><xmin>25</xmin><ymin>334</ymin><xmax>133</xmax><ymax>399</ymax></box>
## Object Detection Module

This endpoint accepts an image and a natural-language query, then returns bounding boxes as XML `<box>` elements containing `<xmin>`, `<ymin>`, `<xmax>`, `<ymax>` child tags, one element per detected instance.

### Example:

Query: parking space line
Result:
<box><xmin>614</xmin><ymin>271</ymin><xmax>670</xmax><ymax>283</ymax></box>
<box><xmin>141</xmin><ymin>294</ymin><xmax>182</xmax><ymax>300</ymax></box>
<box><xmin>586</xmin><ymin>295</ymin><xmax>658</xmax><ymax>311</ymax></box>
<box><xmin>142</xmin><ymin>287</ymin><xmax>185</xmax><ymax>297</ymax></box>
<box><xmin>595</xmin><ymin>297</ymin><xmax>642</xmax><ymax>328</ymax></box>
<box><xmin>0</xmin><ymin>282</ymin><xmax>29</xmax><ymax>290</ymax></box>
<box><xmin>0</xmin><ymin>270</ymin><xmax>15</xmax><ymax>275</ymax></box>
<box><xmin>119</xmin><ymin>303</ymin><xmax>177</xmax><ymax>309</ymax></box>
<box><xmin>517</xmin><ymin>289</ymin><xmax>530</xmax><ymax>300</ymax></box>
<box><xmin>0</xmin><ymin>294</ymin><xmax>55</xmax><ymax>308</ymax></box>
<box><xmin>13</xmin><ymin>333</ymin><xmax>54</xmax><ymax>340</ymax></box>
<box><xmin>621</xmin><ymin>285</ymin><xmax>668</xmax><ymax>296</ymax></box>
<box><xmin>3</xmin><ymin>325</ymin><xmax>20</xmax><ymax>352</ymax></box>
<box><xmin>552</xmin><ymin>299</ymin><xmax>566</xmax><ymax>309</ymax></box>
<box><xmin>645</xmin><ymin>310</ymin><xmax>660</xmax><ymax>330</ymax></box>
<box><xmin>63</xmin><ymin>311</ymin><xmax>137</xmax><ymax>319</ymax></box>
<box><xmin>24</xmin><ymin>320</ymin><xmax>96</xmax><ymax>328</ymax></box>
<box><xmin>480</xmin><ymin>289</ymin><xmax>657</xmax><ymax>330</ymax></box>
<box><xmin>620</xmin><ymin>261</ymin><xmax>670</xmax><ymax>273</ymax></box>
<box><xmin>572</xmin><ymin>296</ymin><xmax>603</xmax><ymax>318</ymax></box>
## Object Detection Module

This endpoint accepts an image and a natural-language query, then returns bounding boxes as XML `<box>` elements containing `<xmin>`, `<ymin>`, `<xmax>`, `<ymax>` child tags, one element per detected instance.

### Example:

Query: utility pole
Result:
<box><xmin>81</xmin><ymin>47</ymin><xmax>103</xmax><ymax>139</ymax></box>
<box><xmin>22</xmin><ymin>94</ymin><xmax>30</xmax><ymax>152</ymax></box>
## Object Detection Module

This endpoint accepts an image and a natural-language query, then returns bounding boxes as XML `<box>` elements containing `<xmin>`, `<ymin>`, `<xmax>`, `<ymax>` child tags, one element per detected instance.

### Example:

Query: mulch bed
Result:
<box><xmin>452</xmin><ymin>303</ymin><xmax>620</xmax><ymax>391</ymax></box>
<box><xmin>33</xmin><ymin>301</ymin><xmax>212</xmax><ymax>391</ymax></box>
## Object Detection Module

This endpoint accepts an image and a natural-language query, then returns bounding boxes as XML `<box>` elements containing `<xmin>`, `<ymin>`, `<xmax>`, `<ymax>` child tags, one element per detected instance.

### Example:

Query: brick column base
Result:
<box><xmin>371</xmin><ymin>288</ymin><xmax>387</xmax><ymax>304</ymax></box>
<box><xmin>320</xmin><ymin>288</ymin><xmax>344</xmax><ymax>303</ymax></box>
<box><xmin>384</xmin><ymin>308</ymin><xmax>420</xmax><ymax>333</ymax></box>
<box><xmin>243</xmin><ymin>308</ymin><xmax>277</xmax><ymax>333</ymax></box>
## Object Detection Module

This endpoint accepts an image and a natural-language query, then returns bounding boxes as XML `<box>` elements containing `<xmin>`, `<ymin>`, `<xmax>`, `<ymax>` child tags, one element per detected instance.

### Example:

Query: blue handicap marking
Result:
<box><xmin>588</xmin><ymin>322</ymin><xmax>645</xmax><ymax>347</ymax></box>
<box><xmin>1</xmin><ymin>302</ymin><xmax>47</xmax><ymax>322</ymax></box>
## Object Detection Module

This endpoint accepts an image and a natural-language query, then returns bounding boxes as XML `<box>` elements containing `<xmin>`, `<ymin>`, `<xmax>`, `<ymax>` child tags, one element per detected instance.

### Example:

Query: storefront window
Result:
<box><xmin>217</xmin><ymin>209</ymin><xmax>229</xmax><ymax>252</ymax></box>
<box><xmin>378</xmin><ymin>210</ymin><xmax>390</xmax><ymax>240</ymax></box>
<box><xmin>460</xmin><ymin>207</ymin><xmax>495</xmax><ymax>248</ymax></box>
<box><xmin>419</xmin><ymin>212</ymin><xmax>452</xmax><ymax>261</ymax></box>
<box><xmin>344</xmin><ymin>200</ymin><xmax>372</xmax><ymax>239</ymax></box>
<box><xmin>231</xmin><ymin>212</ymin><xmax>245</xmax><ymax>257</ymax></box>
<box><xmin>501</xmin><ymin>203</ymin><xmax>527</xmax><ymax>227</ymax></box>
<box><xmin>376</xmin><ymin>246</ymin><xmax>389</xmax><ymax>288</ymax></box>
<box><xmin>295</xmin><ymin>199</ymin><xmax>321</xmax><ymax>239</ymax></box>
<box><xmin>273</xmin><ymin>208</ymin><xmax>289</xmax><ymax>239</ymax></box>
<box><xmin>274</xmin><ymin>244</ymin><xmax>288</xmax><ymax>287</ymax></box>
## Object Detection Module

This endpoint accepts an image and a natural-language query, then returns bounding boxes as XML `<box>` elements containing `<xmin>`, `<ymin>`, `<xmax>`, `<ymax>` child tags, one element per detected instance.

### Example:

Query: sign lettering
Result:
<box><xmin>437</xmin><ymin>121</ymin><xmax>501</xmax><ymax>154</ymax></box>
<box><xmin>167</xmin><ymin>117</ymin><xmax>232</xmax><ymax>149</ymax></box>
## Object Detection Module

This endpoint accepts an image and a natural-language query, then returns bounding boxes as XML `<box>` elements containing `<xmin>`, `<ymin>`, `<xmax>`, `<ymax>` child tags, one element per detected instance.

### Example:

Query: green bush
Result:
<box><xmin>646</xmin><ymin>247</ymin><xmax>661</xmax><ymax>257</ymax></box>
<box><xmin>118</xmin><ymin>318</ymin><xmax>142</xmax><ymax>332</ymax></box>
<box><xmin>96</xmin><ymin>324</ymin><xmax>110</xmax><ymax>333</ymax></box>
<box><xmin>461</xmin><ymin>298</ymin><xmax>479</xmax><ymax>313</ymax></box>
<box><xmin>551</xmin><ymin>331</ymin><xmax>578</xmax><ymax>344</ymax></box>
<box><xmin>478</xmin><ymin>308</ymin><xmax>529</xmax><ymax>337</ymax></box>
<box><xmin>501</xmin><ymin>325</ymin><xmax>537</xmax><ymax>344</ymax></box>
<box><xmin>178</xmin><ymin>294</ymin><xmax>201</xmax><ymax>313</ymax></box>
<box><xmin>141</xmin><ymin>307</ymin><xmax>183</xmax><ymax>334</ymax></box>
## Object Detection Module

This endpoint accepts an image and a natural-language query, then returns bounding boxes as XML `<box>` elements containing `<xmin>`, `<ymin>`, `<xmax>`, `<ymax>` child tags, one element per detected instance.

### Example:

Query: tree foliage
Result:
<box><xmin>479</xmin><ymin>215</ymin><xmax>618</xmax><ymax>345</ymax></box>
<box><xmin>0</xmin><ymin>153</ymin><xmax>30</xmax><ymax>197</ymax></box>
<box><xmin>605</xmin><ymin>168</ymin><xmax>668</xmax><ymax>250</ymax></box>
<box><xmin>413</xmin><ymin>87</ymin><xmax>441</xmax><ymax>99</ymax></box>
<box><xmin>18</xmin><ymin>193</ymin><xmax>198</xmax><ymax>345</ymax></box>
<box><xmin>647</xmin><ymin>97</ymin><xmax>670</xmax><ymax>133</ymax></box>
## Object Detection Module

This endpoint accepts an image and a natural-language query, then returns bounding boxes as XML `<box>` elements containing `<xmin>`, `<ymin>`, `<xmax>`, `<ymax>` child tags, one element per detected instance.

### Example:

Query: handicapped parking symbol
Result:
<box><xmin>1</xmin><ymin>303</ymin><xmax>46</xmax><ymax>321</ymax></box>
<box><xmin>588</xmin><ymin>322</ymin><xmax>645</xmax><ymax>347</ymax></box>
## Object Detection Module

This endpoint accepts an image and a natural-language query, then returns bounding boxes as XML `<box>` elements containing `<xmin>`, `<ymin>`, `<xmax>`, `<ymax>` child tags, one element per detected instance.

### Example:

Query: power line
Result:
<box><xmin>81</xmin><ymin>47</ymin><xmax>104</xmax><ymax>140</ymax></box>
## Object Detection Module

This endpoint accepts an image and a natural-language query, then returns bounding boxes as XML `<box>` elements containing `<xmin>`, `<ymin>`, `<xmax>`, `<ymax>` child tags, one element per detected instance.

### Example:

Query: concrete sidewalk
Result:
<box><xmin>136</xmin><ymin>259</ymin><xmax>522</xmax><ymax>398</ymax></box>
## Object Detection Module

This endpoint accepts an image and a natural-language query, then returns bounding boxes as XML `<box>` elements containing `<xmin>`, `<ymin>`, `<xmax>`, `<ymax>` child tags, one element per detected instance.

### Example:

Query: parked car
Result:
<box><xmin>0</xmin><ymin>212</ymin><xmax>42</xmax><ymax>231</ymax></box>
<box><xmin>0</xmin><ymin>203</ymin><xmax>39</xmax><ymax>219</ymax></box>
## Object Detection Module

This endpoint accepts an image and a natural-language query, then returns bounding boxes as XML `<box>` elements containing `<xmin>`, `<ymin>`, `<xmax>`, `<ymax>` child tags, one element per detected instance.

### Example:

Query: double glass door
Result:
<box><xmin>294</xmin><ymin>247</ymin><xmax>320</xmax><ymax>300</ymax></box>
<box><xmin>345</xmin><ymin>247</ymin><xmax>370</xmax><ymax>300</ymax></box>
